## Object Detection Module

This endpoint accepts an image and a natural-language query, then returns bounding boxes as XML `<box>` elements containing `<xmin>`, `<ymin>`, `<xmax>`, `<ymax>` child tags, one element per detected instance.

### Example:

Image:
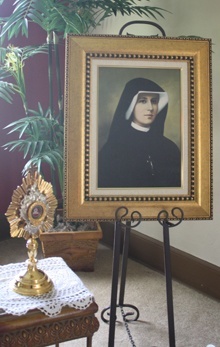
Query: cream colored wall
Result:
<box><xmin>92</xmin><ymin>0</ymin><xmax>220</xmax><ymax>266</ymax></box>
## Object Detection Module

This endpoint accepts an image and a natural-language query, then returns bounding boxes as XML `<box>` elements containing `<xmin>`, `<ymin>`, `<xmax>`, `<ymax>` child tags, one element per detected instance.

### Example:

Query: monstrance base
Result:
<box><xmin>13</xmin><ymin>266</ymin><xmax>53</xmax><ymax>296</ymax></box>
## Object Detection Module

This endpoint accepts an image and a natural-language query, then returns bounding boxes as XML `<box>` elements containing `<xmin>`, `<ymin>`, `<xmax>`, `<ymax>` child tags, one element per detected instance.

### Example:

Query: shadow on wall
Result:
<box><xmin>0</xmin><ymin>214</ymin><xmax>10</xmax><ymax>241</ymax></box>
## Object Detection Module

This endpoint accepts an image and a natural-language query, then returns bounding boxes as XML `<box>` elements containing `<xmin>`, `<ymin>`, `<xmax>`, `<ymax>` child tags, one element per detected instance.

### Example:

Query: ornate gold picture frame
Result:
<box><xmin>64</xmin><ymin>35</ymin><xmax>212</xmax><ymax>221</ymax></box>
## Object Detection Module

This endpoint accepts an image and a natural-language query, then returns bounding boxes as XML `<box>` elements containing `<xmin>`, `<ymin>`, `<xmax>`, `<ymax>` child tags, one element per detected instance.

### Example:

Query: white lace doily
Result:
<box><xmin>0</xmin><ymin>257</ymin><xmax>94</xmax><ymax>317</ymax></box>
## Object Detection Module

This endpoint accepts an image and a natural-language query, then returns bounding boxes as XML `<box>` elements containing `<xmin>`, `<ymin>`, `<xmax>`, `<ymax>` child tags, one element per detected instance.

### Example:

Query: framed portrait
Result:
<box><xmin>64</xmin><ymin>35</ymin><xmax>212</xmax><ymax>221</ymax></box>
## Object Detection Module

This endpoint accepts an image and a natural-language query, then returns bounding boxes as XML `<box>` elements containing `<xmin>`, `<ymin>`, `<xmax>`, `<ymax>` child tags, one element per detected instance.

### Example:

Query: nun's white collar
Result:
<box><xmin>131</xmin><ymin>121</ymin><xmax>150</xmax><ymax>132</ymax></box>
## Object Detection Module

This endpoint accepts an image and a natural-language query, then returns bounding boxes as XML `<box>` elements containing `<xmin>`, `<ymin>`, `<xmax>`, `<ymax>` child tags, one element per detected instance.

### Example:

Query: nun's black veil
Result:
<box><xmin>98</xmin><ymin>77</ymin><xmax>180</xmax><ymax>188</ymax></box>
<box><xmin>107</xmin><ymin>77</ymin><xmax>168</xmax><ymax>143</ymax></box>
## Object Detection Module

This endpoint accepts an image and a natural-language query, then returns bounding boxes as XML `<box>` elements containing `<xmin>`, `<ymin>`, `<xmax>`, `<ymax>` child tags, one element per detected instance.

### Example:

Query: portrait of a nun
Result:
<box><xmin>98</xmin><ymin>77</ymin><xmax>181</xmax><ymax>188</ymax></box>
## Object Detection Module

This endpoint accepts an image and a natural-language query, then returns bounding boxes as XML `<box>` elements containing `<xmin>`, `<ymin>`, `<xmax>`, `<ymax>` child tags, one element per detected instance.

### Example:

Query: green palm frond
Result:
<box><xmin>2</xmin><ymin>107</ymin><xmax>64</xmax><ymax>194</ymax></box>
<box><xmin>3</xmin><ymin>135</ymin><xmax>62</xmax><ymax>157</ymax></box>
<box><xmin>0</xmin><ymin>81</ymin><xmax>15</xmax><ymax>103</ymax></box>
<box><xmin>45</xmin><ymin>1</ymin><xmax>87</xmax><ymax>34</ymax></box>
<box><xmin>0</xmin><ymin>45</ymin><xmax>48</xmax><ymax>64</ymax></box>
<box><xmin>3</xmin><ymin>113</ymin><xmax>63</xmax><ymax>142</ymax></box>
<box><xmin>0</xmin><ymin>45</ymin><xmax>48</xmax><ymax>110</ymax></box>
<box><xmin>74</xmin><ymin>1</ymin><xmax>168</xmax><ymax>24</ymax></box>
<box><xmin>18</xmin><ymin>44</ymin><xmax>48</xmax><ymax>60</ymax></box>
<box><xmin>0</xmin><ymin>0</ymin><xmax>168</xmax><ymax>40</ymax></box>
<box><xmin>0</xmin><ymin>0</ymin><xmax>86</xmax><ymax>39</ymax></box>
<box><xmin>0</xmin><ymin>0</ymin><xmax>46</xmax><ymax>40</ymax></box>
<box><xmin>22</xmin><ymin>148</ymin><xmax>63</xmax><ymax>179</ymax></box>
<box><xmin>22</xmin><ymin>147</ymin><xmax>63</xmax><ymax>190</ymax></box>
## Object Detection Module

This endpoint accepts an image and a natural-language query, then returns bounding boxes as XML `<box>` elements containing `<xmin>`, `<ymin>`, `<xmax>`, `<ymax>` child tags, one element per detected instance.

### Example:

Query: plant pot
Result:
<box><xmin>39</xmin><ymin>222</ymin><xmax>102</xmax><ymax>272</ymax></box>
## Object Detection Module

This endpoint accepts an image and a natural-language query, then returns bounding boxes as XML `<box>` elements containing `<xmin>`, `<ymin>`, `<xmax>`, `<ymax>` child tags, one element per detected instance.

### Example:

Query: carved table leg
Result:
<box><xmin>87</xmin><ymin>336</ymin><xmax>92</xmax><ymax>347</ymax></box>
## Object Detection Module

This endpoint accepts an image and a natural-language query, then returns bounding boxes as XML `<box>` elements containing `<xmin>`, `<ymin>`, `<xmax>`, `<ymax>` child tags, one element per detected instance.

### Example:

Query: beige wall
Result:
<box><xmin>92</xmin><ymin>0</ymin><xmax>220</xmax><ymax>266</ymax></box>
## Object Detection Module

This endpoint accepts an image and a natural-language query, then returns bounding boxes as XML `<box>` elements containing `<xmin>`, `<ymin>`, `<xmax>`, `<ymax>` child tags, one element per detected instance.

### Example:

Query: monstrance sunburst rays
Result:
<box><xmin>6</xmin><ymin>170</ymin><xmax>57</xmax><ymax>239</ymax></box>
<box><xmin>5</xmin><ymin>169</ymin><xmax>58</xmax><ymax>296</ymax></box>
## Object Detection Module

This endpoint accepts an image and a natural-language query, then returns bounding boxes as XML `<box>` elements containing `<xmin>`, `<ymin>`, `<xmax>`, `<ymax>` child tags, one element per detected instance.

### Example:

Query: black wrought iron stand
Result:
<box><xmin>157</xmin><ymin>208</ymin><xmax>184</xmax><ymax>347</ymax></box>
<box><xmin>101</xmin><ymin>207</ymin><xmax>184</xmax><ymax>347</ymax></box>
<box><xmin>101</xmin><ymin>207</ymin><xmax>141</xmax><ymax>347</ymax></box>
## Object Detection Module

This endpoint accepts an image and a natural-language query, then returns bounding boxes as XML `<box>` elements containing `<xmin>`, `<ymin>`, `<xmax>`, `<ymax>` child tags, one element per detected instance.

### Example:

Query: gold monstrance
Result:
<box><xmin>5</xmin><ymin>170</ymin><xmax>57</xmax><ymax>296</ymax></box>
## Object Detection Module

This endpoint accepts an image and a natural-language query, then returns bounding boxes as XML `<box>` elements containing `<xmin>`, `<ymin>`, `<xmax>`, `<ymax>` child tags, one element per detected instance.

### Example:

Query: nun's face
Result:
<box><xmin>133</xmin><ymin>93</ymin><xmax>159</xmax><ymax>128</ymax></box>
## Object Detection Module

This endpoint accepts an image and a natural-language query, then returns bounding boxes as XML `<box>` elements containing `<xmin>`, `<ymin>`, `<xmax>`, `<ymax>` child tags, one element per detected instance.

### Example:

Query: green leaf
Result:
<box><xmin>40</xmin><ymin>154</ymin><xmax>55</xmax><ymax>169</ymax></box>
<box><xmin>0</xmin><ymin>0</ymin><xmax>168</xmax><ymax>39</ymax></box>
<box><xmin>0</xmin><ymin>81</ymin><xmax>15</xmax><ymax>103</ymax></box>
<box><xmin>18</xmin><ymin>122</ymin><xmax>29</xmax><ymax>138</ymax></box>
<box><xmin>23</xmin><ymin>157</ymin><xmax>42</xmax><ymax>174</ymax></box>
<box><xmin>29</xmin><ymin>140</ymin><xmax>38</xmax><ymax>157</ymax></box>
<box><xmin>5</xmin><ymin>123</ymin><xmax>27</xmax><ymax>134</ymax></box>
<box><xmin>22</xmin><ymin>17</ymin><xmax>28</xmax><ymax>36</ymax></box>
<box><xmin>34</xmin><ymin>141</ymin><xmax>44</xmax><ymax>156</ymax></box>
<box><xmin>2</xmin><ymin>140</ymin><xmax>24</xmax><ymax>152</ymax></box>
<box><xmin>23</xmin><ymin>141</ymin><xmax>31</xmax><ymax>158</ymax></box>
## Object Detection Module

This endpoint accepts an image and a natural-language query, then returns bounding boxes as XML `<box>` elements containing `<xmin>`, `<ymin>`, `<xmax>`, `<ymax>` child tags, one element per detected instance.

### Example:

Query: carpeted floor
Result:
<box><xmin>0</xmin><ymin>237</ymin><xmax>219</xmax><ymax>347</ymax></box>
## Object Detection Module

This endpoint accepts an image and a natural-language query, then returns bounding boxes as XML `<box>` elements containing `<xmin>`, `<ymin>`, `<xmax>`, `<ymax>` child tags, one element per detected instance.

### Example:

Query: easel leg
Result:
<box><xmin>163</xmin><ymin>221</ymin><xmax>176</xmax><ymax>347</ymax></box>
<box><xmin>108</xmin><ymin>220</ymin><xmax>121</xmax><ymax>347</ymax></box>
<box><xmin>101</xmin><ymin>208</ymin><xmax>142</xmax><ymax>346</ymax></box>
<box><xmin>102</xmin><ymin>218</ymin><xmax>139</xmax><ymax>346</ymax></box>
<box><xmin>119</xmin><ymin>221</ymin><xmax>131</xmax><ymax>306</ymax></box>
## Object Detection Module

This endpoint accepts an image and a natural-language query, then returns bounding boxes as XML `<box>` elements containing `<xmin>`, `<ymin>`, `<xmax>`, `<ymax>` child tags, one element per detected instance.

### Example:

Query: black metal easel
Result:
<box><xmin>101</xmin><ymin>207</ymin><xmax>141</xmax><ymax>347</ymax></box>
<box><xmin>157</xmin><ymin>208</ymin><xmax>184</xmax><ymax>347</ymax></box>
<box><xmin>101</xmin><ymin>207</ymin><xmax>184</xmax><ymax>347</ymax></box>
<box><xmin>101</xmin><ymin>21</ymin><xmax>183</xmax><ymax>347</ymax></box>
<box><xmin>118</xmin><ymin>20</ymin><xmax>166</xmax><ymax>37</ymax></box>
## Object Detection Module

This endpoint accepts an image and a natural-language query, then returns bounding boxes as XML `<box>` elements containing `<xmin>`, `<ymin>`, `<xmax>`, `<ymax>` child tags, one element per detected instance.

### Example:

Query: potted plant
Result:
<box><xmin>0</xmin><ymin>0</ymin><xmax>166</xmax><ymax>270</ymax></box>
<box><xmin>40</xmin><ymin>214</ymin><xmax>104</xmax><ymax>271</ymax></box>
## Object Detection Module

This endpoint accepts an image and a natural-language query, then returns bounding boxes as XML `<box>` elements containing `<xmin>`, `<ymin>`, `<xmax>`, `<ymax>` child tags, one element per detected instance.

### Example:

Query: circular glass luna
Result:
<box><xmin>27</xmin><ymin>201</ymin><xmax>47</xmax><ymax>226</ymax></box>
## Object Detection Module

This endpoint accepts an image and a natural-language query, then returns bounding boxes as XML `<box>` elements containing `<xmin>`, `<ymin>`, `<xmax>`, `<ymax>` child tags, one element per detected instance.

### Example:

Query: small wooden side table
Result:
<box><xmin>0</xmin><ymin>302</ymin><xmax>99</xmax><ymax>347</ymax></box>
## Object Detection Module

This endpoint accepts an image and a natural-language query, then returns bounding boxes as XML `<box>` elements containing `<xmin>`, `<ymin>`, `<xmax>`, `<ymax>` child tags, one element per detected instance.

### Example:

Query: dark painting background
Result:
<box><xmin>98</xmin><ymin>67</ymin><xmax>181</xmax><ymax>151</ymax></box>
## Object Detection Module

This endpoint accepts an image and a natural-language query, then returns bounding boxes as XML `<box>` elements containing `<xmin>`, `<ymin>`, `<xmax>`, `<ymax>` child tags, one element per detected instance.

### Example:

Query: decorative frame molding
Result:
<box><xmin>64</xmin><ymin>35</ymin><xmax>212</xmax><ymax>221</ymax></box>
